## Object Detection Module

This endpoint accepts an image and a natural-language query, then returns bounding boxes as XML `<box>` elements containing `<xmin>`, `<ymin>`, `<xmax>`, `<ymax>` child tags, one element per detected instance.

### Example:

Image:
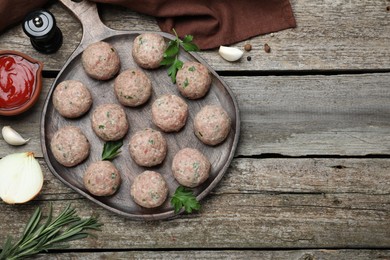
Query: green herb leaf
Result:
<box><xmin>170</xmin><ymin>186</ymin><xmax>201</xmax><ymax>214</ymax></box>
<box><xmin>181</xmin><ymin>42</ymin><xmax>200</xmax><ymax>52</ymax></box>
<box><xmin>188</xmin><ymin>66</ymin><xmax>196</xmax><ymax>72</ymax></box>
<box><xmin>163</xmin><ymin>41</ymin><xmax>180</xmax><ymax>58</ymax></box>
<box><xmin>182</xmin><ymin>34</ymin><xmax>194</xmax><ymax>43</ymax></box>
<box><xmin>0</xmin><ymin>203</ymin><xmax>102</xmax><ymax>260</ymax></box>
<box><xmin>167</xmin><ymin>59</ymin><xmax>183</xmax><ymax>83</ymax></box>
<box><xmin>183</xmin><ymin>78</ymin><xmax>189</xmax><ymax>88</ymax></box>
<box><xmin>102</xmin><ymin>140</ymin><xmax>123</xmax><ymax>161</ymax></box>
<box><xmin>160</xmin><ymin>55</ymin><xmax>176</xmax><ymax>66</ymax></box>
<box><xmin>160</xmin><ymin>28</ymin><xmax>199</xmax><ymax>83</ymax></box>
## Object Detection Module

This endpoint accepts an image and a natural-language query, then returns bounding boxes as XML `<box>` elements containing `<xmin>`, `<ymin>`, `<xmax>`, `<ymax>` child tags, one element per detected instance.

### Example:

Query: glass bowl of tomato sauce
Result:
<box><xmin>0</xmin><ymin>50</ymin><xmax>43</xmax><ymax>116</ymax></box>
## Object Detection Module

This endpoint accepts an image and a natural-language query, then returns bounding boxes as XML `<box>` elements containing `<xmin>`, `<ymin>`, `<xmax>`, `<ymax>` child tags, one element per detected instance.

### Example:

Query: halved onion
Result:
<box><xmin>0</xmin><ymin>152</ymin><xmax>44</xmax><ymax>204</ymax></box>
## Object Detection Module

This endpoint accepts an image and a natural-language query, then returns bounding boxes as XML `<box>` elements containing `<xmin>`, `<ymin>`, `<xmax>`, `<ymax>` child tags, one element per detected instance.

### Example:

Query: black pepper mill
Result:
<box><xmin>23</xmin><ymin>10</ymin><xmax>63</xmax><ymax>54</ymax></box>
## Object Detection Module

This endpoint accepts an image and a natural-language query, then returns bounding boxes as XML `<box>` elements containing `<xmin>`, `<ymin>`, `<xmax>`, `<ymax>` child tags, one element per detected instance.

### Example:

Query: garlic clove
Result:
<box><xmin>218</xmin><ymin>46</ymin><xmax>244</xmax><ymax>62</ymax></box>
<box><xmin>0</xmin><ymin>152</ymin><xmax>43</xmax><ymax>204</ymax></box>
<box><xmin>2</xmin><ymin>126</ymin><xmax>30</xmax><ymax>146</ymax></box>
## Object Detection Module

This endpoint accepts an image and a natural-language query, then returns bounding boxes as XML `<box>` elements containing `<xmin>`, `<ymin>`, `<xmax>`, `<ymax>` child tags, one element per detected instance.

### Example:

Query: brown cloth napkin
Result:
<box><xmin>93</xmin><ymin>0</ymin><xmax>296</xmax><ymax>49</ymax></box>
<box><xmin>0</xmin><ymin>0</ymin><xmax>296</xmax><ymax>50</ymax></box>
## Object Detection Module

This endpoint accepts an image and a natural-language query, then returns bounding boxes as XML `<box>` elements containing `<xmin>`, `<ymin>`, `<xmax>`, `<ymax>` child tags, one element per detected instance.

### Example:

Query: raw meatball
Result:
<box><xmin>91</xmin><ymin>103</ymin><xmax>129</xmax><ymax>141</ymax></box>
<box><xmin>114</xmin><ymin>69</ymin><xmax>152</xmax><ymax>107</ymax></box>
<box><xmin>172</xmin><ymin>148</ymin><xmax>211</xmax><ymax>188</ymax></box>
<box><xmin>52</xmin><ymin>80</ymin><xmax>92</xmax><ymax>118</ymax></box>
<box><xmin>130</xmin><ymin>171</ymin><xmax>168</xmax><ymax>208</ymax></box>
<box><xmin>132</xmin><ymin>33</ymin><xmax>166</xmax><ymax>69</ymax></box>
<box><xmin>194</xmin><ymin>105</ymin><xmax>231</xmax><ymax>146</ymax></box>
<box><xmin>82</xmin><ymin>41</ymin><xmax>120</xmax><ymax>80</ymax></box>
<box><xmin>50</xmin><ymin>126</ymin><xmax>90</xmax><ymax>167</ymax></box>
<box><xmin>176</xmin><ymin>62</ymin><xmax>212</xmax><ymax>99</ymax></box>
<box><xmin>152</xmin><ymin>94</ymin><xmax>188</xmax><ymax>132</ymax></box>
<box><xmin>129</xmin><ymin>128</ymin><xmax>167</xmax><ymax>167</ymax></box>
<box><xmin>83</xmin><ymin>161</ymin><xmax>121</xmax><ymax>196</ymax></box>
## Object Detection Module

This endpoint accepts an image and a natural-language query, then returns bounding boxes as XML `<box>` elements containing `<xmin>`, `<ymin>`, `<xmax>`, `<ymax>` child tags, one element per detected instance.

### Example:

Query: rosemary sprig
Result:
<box><xmin>102</xmin><ymin>140</ymin><xmax>123</xmax><ymax>161</ymax></box>
<box><xmin>160</xmin><ymin>29</ymin><xmax>199</xmax><ymax>83</ymax></box>
<box><xmin>170</xmin><ymin>186</ymin><xmax>201</xmax><ymax>214</ymax></box>
<box><xmin>0</xmin><ymin>203</ymin><xmax>102</xmax><ymax>260</ymax></box>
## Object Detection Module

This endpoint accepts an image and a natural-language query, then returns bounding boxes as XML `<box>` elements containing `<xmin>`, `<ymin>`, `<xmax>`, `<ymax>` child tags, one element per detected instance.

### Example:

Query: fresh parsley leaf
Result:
<box><xmin>182</xmin><ymin>34</ymin><xmax>194</xmax><ymax>43</ymax></box>
<box><xmin>160</xmin><ymin>56</ymin><xmax>176</xmax><ymax>66</ymax></box>
<box><xmin>160</xmin><ymin>28</ymin><xmax>199</xmax><ymax>83</ymax></box>
<box><xmin>163</xmin><ymin>42</ymin><xmax>180</xmax><ymax>58</ymax></box>
<box><xmin>171</xmin><ymin>186</ymin><xmax>201</xmax><ymax>214</ymax></box>
<box><xmin>102</xmin><ymin>140</ymin><xmax>123</xmax><ymax>161</ymax></box>
<box><xmin>167</xmin><ymin>59</ymin><xmax>183</xmax><ymax>83</ymax></box>
<box><xmin>182</xmin><ymin>42</ymin><xmax>200</xmax><ymax>52</ymax></box>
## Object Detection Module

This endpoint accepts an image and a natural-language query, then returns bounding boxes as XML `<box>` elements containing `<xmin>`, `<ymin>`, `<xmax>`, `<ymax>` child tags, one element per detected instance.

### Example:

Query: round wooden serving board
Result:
<box><xmin>41</xmin><ymin>0</ymin><xmax>240</xmax><ymax>220</ymax></box>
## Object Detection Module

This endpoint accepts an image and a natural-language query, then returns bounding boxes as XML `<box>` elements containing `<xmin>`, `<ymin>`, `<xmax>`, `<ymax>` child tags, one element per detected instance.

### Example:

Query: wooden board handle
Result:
<box><xmin>59</xmin><ymin>0</ymin><xmax>115</xmax><ymax>48</ymax></box>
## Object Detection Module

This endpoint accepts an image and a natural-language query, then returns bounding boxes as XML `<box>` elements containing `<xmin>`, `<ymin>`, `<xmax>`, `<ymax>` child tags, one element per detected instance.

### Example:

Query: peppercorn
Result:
<box><xmin>247</xmin><ymin>56</ymin><xmax>252</xmax><ymax>61</ymax></box>
<box><xmin>244</xmin><ymin>44</ymin><xmax>252</xmax><ymax>52</ymax></box>
<box><xmin>264</xmin><ymin>43</ymin><xmax>271</xmax><ymax>53</ymax></box>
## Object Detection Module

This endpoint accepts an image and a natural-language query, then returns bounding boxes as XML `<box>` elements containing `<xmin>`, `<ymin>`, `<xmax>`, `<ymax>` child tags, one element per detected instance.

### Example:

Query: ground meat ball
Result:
<box><xmin>194</xmin><ymin>105</ymin><xmax>231</xmax><ymax>146</ymax></box>
<box><xmin>151</xmin><ymin>94</ymin><xmax>188</xmax><ymax>132</ymax></box>
<box><xmin>176</xmin><ymin>62</ymin><xmax>212</xmax><ymax>99</ymax></box>
<box><xmin>132</xmin><ymin>33</ymin><xmax>166</xmax><ymax>69</ymax></box>
<box><xmin>52</xmin><ymin>80</ymin><xmax>92</xmax><ymax>118</ymax></box>
<box><xmin>129</xmin><ymin>128</ymin><xmax>167</xmax><ymax>167</ymax></box>
<box><xmin>50</xmin><ymin>126</ymin><xmax>90</xmax><ymax>167</ymax></box>
<box><xmin>172</xmin><ymin>148</ymin><xmax>211</xmax><ymax>187</ymax></box>
<box><xmin>91</xmin><ymin>103</ymin><xmax>129</xmax><ymax>141</ymax></box>
<box><xmin>114</xmin><ymin>69</ymin><xmax>152</xmax><ymax>107</ymax></box>
<box><xmin>83</xmin><ymin>161</ymin><xmax>121</xmax><ymax>196</ymax></box>
<box><xmin>82</xmin><ymin>41</ymin><xmax>120</xmax><ymax>80</ymax></box>
<box><xmin>130</xmin><ymin>171</ymin><xmax>168</xmax><ymax>208</ymax></box>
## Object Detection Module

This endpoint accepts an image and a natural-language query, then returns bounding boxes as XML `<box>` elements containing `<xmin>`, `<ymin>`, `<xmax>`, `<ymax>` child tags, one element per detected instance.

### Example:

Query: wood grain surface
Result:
<box><xmin>0</xmin><ymin>0</ymin><xmax>389</xmax><ymax>71</ymax></box>
<box><xmin>1</xmin><ymin>73</ymin><xmax>389</xmax><ymax>158</ymax></box>
<box><xmin>0</xmin><ymin>158</ymin><xmax>388</xmax><ymax>249</ymax></box>
<box><xmin>32</xmin><ymin>250</ymin><xmax>390</xmax><ymax>260</ymax></box>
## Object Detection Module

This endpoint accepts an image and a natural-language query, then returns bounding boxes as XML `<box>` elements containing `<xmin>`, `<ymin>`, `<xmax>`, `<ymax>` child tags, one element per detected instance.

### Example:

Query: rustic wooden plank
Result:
<box><xmin>101</xmin><ymin>0</ymin><xmax>390</xmax><ymax>71</ymax></box>
<box><xmin>1</xmin><ymin>73</ymin><xmax>389</xmax><ymax>157</ymax></box>
<box><xmin>223</xmin><ymin>158</ymin><xmax>390</xmax><ymax>195</ymax></box>
<box><xmin>1</xmin><ymin>191</ymin><xmax>388</xmax><ymax>249</ymax></box>
<box><xmin>0</xmin><ymin>158</ymin><xmax>389</xmax><ymax>249</ymax></box>
<box><xmin>0</xmin><ymin>0</ymin><xmax>389</xmax><ymax>71</ymax></box>
<box><xmin>226</xmin><ymin>73</ymin><xmax>390</xmax><ymax>156</ymax></box>
<box><xmin>37</xmin><ymin>158</ymin><xmax>390</xmax><ymax>197</ymax></box>
<box><xmin>32</xmin><ymin>250</ymin><xmax>390</xmax><ymax>260</ymax></box>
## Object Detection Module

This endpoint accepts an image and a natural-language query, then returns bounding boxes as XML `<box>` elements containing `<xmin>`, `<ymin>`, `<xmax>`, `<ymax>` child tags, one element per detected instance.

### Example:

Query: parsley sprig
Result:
<box><xmin>0</xmin><ymin>204</ymin><xmax>102</xmax><ymax>260</ymax></box>
<box><xmin>102</xmin><ymin>140</ymin><xmax>123</xmax><ymax>161</ymax></box>
<box><xmin>160</xmin><ymin>29</ymin><xmax>199</xmax><ymax>83</ymax></box>
<box><xmin>171</xmin><ymin>186</ymin><xmax>201</xmax><ymax>214</ymax></box>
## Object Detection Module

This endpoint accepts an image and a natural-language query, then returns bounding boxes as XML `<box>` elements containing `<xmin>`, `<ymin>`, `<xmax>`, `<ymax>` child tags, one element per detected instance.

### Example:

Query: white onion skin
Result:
<box><xmin>0</xmin><ymin>152</ymin><xmax>43</xmax><ymax>204</ymax></box>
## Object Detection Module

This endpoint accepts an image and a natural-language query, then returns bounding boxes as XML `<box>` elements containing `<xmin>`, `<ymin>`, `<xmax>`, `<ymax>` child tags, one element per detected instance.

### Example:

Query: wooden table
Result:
<box><xmin>1</xmin><ymin>1</ymin><xmax>389</xmax><ymax>259</ymax></box>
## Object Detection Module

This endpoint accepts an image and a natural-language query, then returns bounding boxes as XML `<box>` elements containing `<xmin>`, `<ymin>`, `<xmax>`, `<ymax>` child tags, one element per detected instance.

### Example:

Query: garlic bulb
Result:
<box><xmin>218</xmin><ymin>46</ymin><xmax>244</xmax><ymax>62</ymax></box>
<box><xmin>0</xmin><ymin>152</ymin><xmax>43</xmax><ymax>204</ymax></box>
<box><xmin>2</xmin><ymin>126</ymin><xmax>30</xmax><ymax>146</ymax></box>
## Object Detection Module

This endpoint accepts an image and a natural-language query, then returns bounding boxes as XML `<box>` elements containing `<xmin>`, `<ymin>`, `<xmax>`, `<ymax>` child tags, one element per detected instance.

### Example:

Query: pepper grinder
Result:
<box><xmin>23</xmin><ymin>10</ymin><xmax>63</xmax><ymax>54</ymax></box>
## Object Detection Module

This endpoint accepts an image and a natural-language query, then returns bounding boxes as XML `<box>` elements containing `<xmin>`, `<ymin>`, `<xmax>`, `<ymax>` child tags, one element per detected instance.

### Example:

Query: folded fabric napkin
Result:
<box><xmin>0</xmin><ymin>0</ymin><xmax>296</xmax><ymax>50</ymax></box>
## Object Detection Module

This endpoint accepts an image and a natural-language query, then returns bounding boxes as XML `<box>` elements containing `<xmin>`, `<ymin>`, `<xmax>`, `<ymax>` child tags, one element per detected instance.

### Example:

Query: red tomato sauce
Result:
<box><xmin>0</xmin><ymin>54</ymin><xmax>39</xmax><ymax>110</ymax></box>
